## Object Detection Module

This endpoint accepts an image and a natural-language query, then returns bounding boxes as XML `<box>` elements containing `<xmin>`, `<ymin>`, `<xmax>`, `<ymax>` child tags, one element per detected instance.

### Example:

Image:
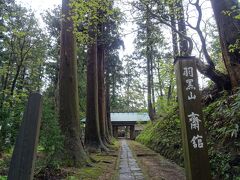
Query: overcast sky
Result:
<box><xmin>16</xmin><ymin>0</ymin><xmax>61</xmax><ymax>11</ymax></box>
<box><xmin>15</xmin><ymin>0</ymin><xmax>135</xmax><ymax>57</ymax></box>
<box><xmin>15</xmin><ymin>0</ymin><xmax>214</xmax><ymax>88</ymax></box>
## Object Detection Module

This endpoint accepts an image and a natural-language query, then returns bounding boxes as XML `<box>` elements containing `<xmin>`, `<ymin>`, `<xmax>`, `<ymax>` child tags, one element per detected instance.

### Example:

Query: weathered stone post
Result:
<box><xmin>8</xmin><ymin>93</ymin><xmax>42</xmax><ymax>180</ymax></box>
<box><xmin>174</xmin><ymin>57</ymin><xmax>211</xmax><ymax>180</ymax></box>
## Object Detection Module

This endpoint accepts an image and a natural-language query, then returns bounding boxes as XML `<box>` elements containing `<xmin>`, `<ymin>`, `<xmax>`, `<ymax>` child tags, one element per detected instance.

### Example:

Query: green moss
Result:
<box><xmin>65</xmin><ymin>142</ymin><xmax>120</xmax><ymax>180</ymax></box>
<box><xmin>0</xmin><ymin>176</ymin><xmax>7</xmax><ymax>180</ymax></box>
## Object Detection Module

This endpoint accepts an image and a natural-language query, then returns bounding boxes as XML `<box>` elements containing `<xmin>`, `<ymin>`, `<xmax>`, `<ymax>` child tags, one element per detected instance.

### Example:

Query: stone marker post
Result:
<box><xmin>174</xmin><ymin>57</ymin><xmax>211</xmax><ymax>180</ymax></box>
<box><xmin>8</xmin><ymin>93</ymin><xmax>43</xmax><ymax>180</ymax></box>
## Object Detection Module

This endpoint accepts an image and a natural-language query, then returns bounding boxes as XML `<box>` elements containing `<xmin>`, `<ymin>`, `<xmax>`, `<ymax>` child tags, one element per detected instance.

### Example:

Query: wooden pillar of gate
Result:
<box><xmin>113</xmin><ymin>126</ymin><xmax>118</xmax><ymax>138</ymax></box>
<box><xmin>174</xmin><ymin>57</ymin><xmax>211</xmax><ymax>180</ymax></box>
<box><xmin>130</xmin><ymin>125</ymin><xmax>135</xmax><ymax>140</ymax></box>
<box><xmin>8</xmin><ymin>93</ymin><xmax>43</xmax><ymax>180</ymax></box>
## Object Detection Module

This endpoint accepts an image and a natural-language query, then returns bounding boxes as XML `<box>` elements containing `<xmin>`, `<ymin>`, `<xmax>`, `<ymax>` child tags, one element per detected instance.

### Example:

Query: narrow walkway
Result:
<box><xmin>118</xmin><ymin>139</ymin><xmax>144</xmax><ymax>180</ymax></box>
<box><xmin>128</xmin><ymin>141</ymin><xmax>185</xmax><ymax>180</ymax></box>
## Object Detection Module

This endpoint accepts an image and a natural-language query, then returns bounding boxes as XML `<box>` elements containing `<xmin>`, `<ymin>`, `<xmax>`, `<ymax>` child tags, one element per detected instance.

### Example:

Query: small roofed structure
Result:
<box><xmin>81</xmin><ymin>112</ymin><xmax>150</xmax><ymax>140</ymax></box>
<box><xmin>111</xmin><ymin>112</ymin><xmax>150</xmax><ymax>140</ymax></box>
<box><xmin>111</xmin><ymin>112</ymin><xmax>149</xmax><ymax>126</ymax></box>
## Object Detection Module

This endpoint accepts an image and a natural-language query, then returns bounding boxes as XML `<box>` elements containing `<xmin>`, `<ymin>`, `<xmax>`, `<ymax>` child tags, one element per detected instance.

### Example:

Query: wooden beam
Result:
<box><xmin>113</xmin><ymin>126</ymin><xmax>118</xmax><ymax>138</ymax></box>
<box><xmin>8</xmin><ymin>93</ymin><xmax>43</xmax><ymax>180</ymax></box>
<box><xmin>130</xmin><ymin>125</ymin><xmax>135</xmax><ymax>140</ymax></box>
<box><xmin>174</xmin><ymin>57</ymin><xmax>211</xmax><ymax>180</ymax></box>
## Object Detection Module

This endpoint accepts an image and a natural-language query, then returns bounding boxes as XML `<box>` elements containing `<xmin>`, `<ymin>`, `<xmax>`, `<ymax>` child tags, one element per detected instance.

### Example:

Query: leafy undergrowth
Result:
<box><xmin>0</xmin><ymin>140</ymin><xmax>120</xmax><ymax>180</ymax></box>
<box><xmin>0</xmin><ymin>149</ymin><xmax>12</xmax><ymax>180</ymax></box>
<box><xmin>137</xmin><ymin>110</ymin><xmax>184</xmax><ymax>166</ymax></box>
<box><xmin>137</xmin><ymin>90</ymin><xmax>240</xmax><ymax>179</ymax></box>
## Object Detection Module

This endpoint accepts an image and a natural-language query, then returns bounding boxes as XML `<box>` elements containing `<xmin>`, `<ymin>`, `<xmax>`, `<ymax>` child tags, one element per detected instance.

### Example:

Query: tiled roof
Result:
<box><xmin>81</xmin><ymin>112</ymin><xmax>150</xmax><ymax>122</ymax></box>
<box><xmin>110</xmin><ymin>112</ymin><xmax>150</xmax><ymax>122</ymax></box>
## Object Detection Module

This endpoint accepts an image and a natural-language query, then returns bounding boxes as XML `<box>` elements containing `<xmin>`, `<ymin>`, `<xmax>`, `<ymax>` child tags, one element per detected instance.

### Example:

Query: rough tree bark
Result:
<box><xmin>156</xmin><ymin>61</ymin><xmax>164</xmax><ymax>97</ymax></box>
<box><xmin>59</xmin><ymin>0</ymin><xmax>87</xmax><ymax>167</ymax></box>
<box><xmin>146</xmin><ymin>7</ymin><xmax>156</xmax><ymax>121</ymax></box>
<box><xmin>169</xmin><ymin>3</ymin><xmax>179</xmax><ymax>101</ymax></box>
<box><xmin>211</xmin><ymin>0</ymin><xmax>240</xmax><ymax>89</ymax></box>
<box><xmin>85</xmin><ymin>33</ymin><xmax>108</xmax><ymax>152</ymax></box>
<box><xmin>105</xmin><ymin>53</ymin><xmax>112</xmax><ymax>137</ymax></box>
<box><xmin>176</xmin><ymin>0</ymin><xmax>189</xmax><ymax>56</ymax></box>
<box><xmin>196</xmin><ymin>59</ymin><xmax>231</xmax><ymax>89</ymax></box>
<box><xmin>97</xmin><ymin>43</ymin><xmax>109</xmax><ymax>145</ymax></box>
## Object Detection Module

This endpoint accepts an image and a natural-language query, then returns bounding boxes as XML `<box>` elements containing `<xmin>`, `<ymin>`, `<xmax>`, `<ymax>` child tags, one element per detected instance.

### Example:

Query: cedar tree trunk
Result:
<box><xmin>105</xmin><ymin>55</ymin><xmax>112</xmax><ymax>136</ymax></box>
<box><xmin>59</xmin><ymin>0</ymin><xmax>87</xmax><ymax>167</ymax></box>
<box><xmin>176</xmin><ymin>0</ymin><xmax>189</xmax><ymax>56</ymax></box>
<box><xmin>146</xmin><ymin>8</ymin><xmax>156</xmax><ymax>121</ymax></box>
<box><xmin>85</xmin><ymin>38</ymin><xmax>108</xmax><ymax>152</ymax></box>
<box><xmin>211</xmin><ymin>0</ymin><xmax>240</xmax><ymax>89</ymax></box>
<box><xmin>97</xmin><ymin>44</ymin><xmax>109</xmax><ymax>145</ymax></box>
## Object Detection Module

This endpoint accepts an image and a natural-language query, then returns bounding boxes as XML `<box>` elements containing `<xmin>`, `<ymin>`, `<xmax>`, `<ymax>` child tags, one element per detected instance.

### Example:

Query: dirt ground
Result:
<box><xmin>128</xmin><ymin>140</ymin><xmax>186</xmax><ymax>180</ymax></box>
<box><xmin>2</xmin><ymin>140</ymin><xmax>186</xmax><ymax>180</ymax></box>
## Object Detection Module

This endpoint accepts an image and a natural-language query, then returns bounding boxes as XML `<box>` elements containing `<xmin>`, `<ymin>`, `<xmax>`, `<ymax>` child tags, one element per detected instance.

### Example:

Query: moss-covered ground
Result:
<box><xmin>0</xmin><ymin>140</ymin><xmax>120</xmax><ymax>180</ymax></box>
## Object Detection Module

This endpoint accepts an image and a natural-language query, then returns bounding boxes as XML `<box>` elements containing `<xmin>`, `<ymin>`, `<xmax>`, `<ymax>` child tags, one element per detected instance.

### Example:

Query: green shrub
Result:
<box><xmin>39</xmin><ymin>92</ymin><xmax>63</xmax><ymax>168</ymax></box>
<box><xmin>137</xmin><ymin>90</ymin><xmax>240</xmax><ymax>179</ymax></box>
<box><xmin>137</xmin><ymin>106</ymin><xmax>184</xmax><ymax>166</ymax></box>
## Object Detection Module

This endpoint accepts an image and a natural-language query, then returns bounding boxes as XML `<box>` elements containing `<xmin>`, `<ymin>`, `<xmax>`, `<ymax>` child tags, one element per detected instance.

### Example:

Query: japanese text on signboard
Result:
<box><xmin>183</xmin><ymin>67</ymin><xmax>203</xmax><ymax>149</ymax></box>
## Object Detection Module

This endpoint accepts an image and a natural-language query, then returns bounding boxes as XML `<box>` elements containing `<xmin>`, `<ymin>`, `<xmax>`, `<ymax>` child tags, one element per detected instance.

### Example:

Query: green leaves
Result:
<box><xmin>204</xmin><ymin>90</ymin><xmax>240</xmax><ymax>179</ymax></box>
<box><xmin>69</xmin><ymin>0</ymin><xmax>114</xmax><ymax>44</ymax></box>
<box><xmin>39</xmin><ymin>92</ymin><xmax>64</xmax><ymax>168</ymax></box>
<box><xmin>138</xmin><ymin>89</ymin><xmax>240</xmax><ymax>178</ymax></box>
<box><xmin>0</xmin><ymin>1</ymin><xmax>48</xmax><ymax>153</ymax></box>
<box><xmin>228</xmin><ymin>39</ymin><xmax>240</xmax><ymax>53</ymax></box>
<box><xmin>136</xmin><ymin>105</ymin><xmax>183</xmax><ymax>166</ymax></box>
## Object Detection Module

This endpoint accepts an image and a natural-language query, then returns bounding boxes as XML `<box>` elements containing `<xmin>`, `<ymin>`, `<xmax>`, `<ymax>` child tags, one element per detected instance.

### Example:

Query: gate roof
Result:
<box><xmin>82</xmin><ymin>112</ymin><xmax>150</xmax><ymax>125</ymax></box>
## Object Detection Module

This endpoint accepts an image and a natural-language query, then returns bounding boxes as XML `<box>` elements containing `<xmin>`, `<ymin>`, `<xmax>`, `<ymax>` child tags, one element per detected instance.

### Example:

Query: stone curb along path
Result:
<box><xmin>118</xmin><ymin>139</ymin><xmax>145</xmax><ymax>180</ymax></box>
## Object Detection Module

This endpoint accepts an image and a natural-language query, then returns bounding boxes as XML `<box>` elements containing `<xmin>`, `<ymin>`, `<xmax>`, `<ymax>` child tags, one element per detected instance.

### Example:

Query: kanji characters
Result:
<box><xmin>188</xmin><ymin>91</ymin><xmax>196</xmax><ymax>100</ymax></box>
<box><xmin>191</xmin><ymin>135</ymin><xmax>204</xmax><ymax>149</ymax></box>
<box><xmin>182</xmin><ymin>66</ymin><xmax>205</xmax><ymax>150</ymax></box>
<box><xmin>188</xmin><ymin>112</ymin><xmax>201</xmax><ymax>131</ymax></box>
<box><xmin>183</xmin><ymin>67</ymin><xmax>194</xmax><ymax>77</ymax></box>
<box><xmin>186</xmin><ymin>79</ymin><xmax>196</xmax><ymax>90</ymax></box>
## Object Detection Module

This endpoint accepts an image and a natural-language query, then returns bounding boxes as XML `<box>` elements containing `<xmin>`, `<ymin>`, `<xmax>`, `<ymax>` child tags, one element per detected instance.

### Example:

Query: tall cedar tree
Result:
<box><xmin>97</xmin><ymin>43</ymin><xmax>109</xmax><ymax>145</ymax></box>
<box><xmin>146</xmin><ymin>6</ymin><xmax>156</xmax><ymax>121</ymax></box>
<box><xmin>176</xmin><ymin>0</ymin><xmax>189</xmax><ymax>56</ymax></box>
<box><xmin>105</xmin><ymin>53</ymin><xmax>112</xmax><ymax>136</ymax></box>
<box><xmin>85</xmin><ymin>34</ymin><xmax>108</xmax><ymax>152</ymax></box>
<box><xmin>211</xmin><ymin>0</ymin><xmax>240</xmax><ymax>89</ymax></box>
<box><xmin>59</xmin><ymin>0</ymin><xmax>87</xmax><ymax>166</ymax></box>
<box><xmin>169</xmin><ymin>2</ymin><xmax>179</xmax><ymax>101</ymax></box>
<box><xmin>97</xmin><ymin>13</ymin><xmax>111</xmax><ymax>144</ymax></box>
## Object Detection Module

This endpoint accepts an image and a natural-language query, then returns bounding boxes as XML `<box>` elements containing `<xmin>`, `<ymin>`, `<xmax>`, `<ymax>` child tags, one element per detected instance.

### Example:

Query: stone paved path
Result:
<box><xmin>118</xmin><ymin>139</ymin><xmax>145</xmax><ymax>180</ymax></box>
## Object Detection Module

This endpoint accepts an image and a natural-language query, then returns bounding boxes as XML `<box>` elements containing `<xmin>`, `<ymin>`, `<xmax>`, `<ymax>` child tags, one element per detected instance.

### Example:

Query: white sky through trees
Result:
<box><xmin>15</xmin><ymin>0</ymin><xmax>135</xmax><ymax>57</ymax></box>
<box><xmin>16</xmin><ymin>0</ymin><xmax>61</xmax><ymax>11</ymax></box>
<box><xmin>15</xmin><ymin>0</ymin><xmax>213</xmax><ymax>89</ymax></box>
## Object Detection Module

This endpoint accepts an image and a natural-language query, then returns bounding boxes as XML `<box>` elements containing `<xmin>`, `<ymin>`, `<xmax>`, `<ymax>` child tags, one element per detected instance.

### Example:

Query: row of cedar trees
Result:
<box><xmin>57</xmin><ymin>0</ymin><xmax>240</xmax><ymax>167</ymax></box>
<box><xmin>59</xmin><ymin>0</ymin><xmax>113</xmax><ymax>167</ymax></box>
<box><xmin>147</xmin><ymin>0</ymin><xmax>240</xmax><ymax>120</ymax></box>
